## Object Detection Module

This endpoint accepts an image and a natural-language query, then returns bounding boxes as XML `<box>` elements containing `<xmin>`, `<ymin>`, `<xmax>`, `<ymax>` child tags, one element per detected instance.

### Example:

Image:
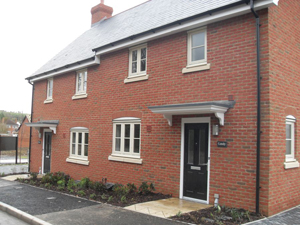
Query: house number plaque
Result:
<box><xmin>217</xmin><ymin>141</ymin><xmax>227</xmax><ymax>148</ymax></box>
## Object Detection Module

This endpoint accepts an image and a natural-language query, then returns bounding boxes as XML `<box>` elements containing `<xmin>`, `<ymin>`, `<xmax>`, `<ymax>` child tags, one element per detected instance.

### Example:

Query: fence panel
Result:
<box><xmin>0</xmin><ymin>136</ymin><xmax>18</xmax><ymax>164</ymax></box>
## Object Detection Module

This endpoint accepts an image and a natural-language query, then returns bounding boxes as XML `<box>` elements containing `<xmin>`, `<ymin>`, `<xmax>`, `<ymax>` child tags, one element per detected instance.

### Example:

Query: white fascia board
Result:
<box><xmin>95</xmin><ymin>0</ymin><xmax>278</xmax><ymax>56</ymax></box>
<box><xmin>149</xmin><ymin>105</ymin><xmax>228</xmax><ymax>115</ymax></box>
<box><xmin>30</xmin><ymin>55</ymin><xmax>100</xmax><ymax>82</ymax></box>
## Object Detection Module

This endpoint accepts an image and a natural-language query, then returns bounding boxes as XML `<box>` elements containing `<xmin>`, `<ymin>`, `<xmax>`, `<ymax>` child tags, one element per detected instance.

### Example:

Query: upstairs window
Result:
<box><xmin>69</xmin><ymin>127</ymin><xmax>89</xmax><ymax>160</ymax></box>
<box><xmin>112</xmin><ymin>117</ymin><xmax>141</xmax><ymax>157</ymax></box>
<box><xmin>286</xmin><ymin>115</ymin><xmax>296</xmax><ymax>162</ymax></box>
<box><xmin>76</xmin><ymin>69</ymin><xmax>87</xmax><ymax>95</ymax></box>
<box><xmin>187</xmin><ymin>28</ymin><xmax>207</xmax><ymax>67</ymax></box>
<box><xmin>47</xmin><ymin>78</ymin><xmax>53</xmax><ymax>99</ymax></box>
<box><xmin>129</xmin><ymin>44</ymin><xmax>147</xmax><ymax>77</ymax></box>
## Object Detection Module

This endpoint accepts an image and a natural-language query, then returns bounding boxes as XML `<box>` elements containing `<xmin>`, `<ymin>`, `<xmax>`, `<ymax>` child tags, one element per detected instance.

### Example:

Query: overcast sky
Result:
<box><xmin>0</xmin><ymin>0</ymin><xmax>147</xmax><ymax>114</ymax></box>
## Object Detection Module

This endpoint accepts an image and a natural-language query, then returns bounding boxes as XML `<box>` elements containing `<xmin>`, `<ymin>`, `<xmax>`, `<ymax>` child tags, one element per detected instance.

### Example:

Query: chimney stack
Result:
<box><xmin>91</xmin><ymin>0</ymin><xmax>113</xmax><ymax>26</ymax></box>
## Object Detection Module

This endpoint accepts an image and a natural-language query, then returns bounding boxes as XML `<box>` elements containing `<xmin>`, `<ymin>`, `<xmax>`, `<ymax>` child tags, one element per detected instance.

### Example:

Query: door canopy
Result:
<box><xmin>148</xmin><ymin>101</ymin><xmax>235</xmax><ymax>126</ymax></box>
<box><xmin>26</xmin><ymin>120</ymin><xmax>59</xmax><ymax>137</ymax></box>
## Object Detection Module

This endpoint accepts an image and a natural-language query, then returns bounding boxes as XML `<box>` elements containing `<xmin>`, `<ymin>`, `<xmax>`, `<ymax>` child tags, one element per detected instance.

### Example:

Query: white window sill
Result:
<box><xmin>182</xmin><ymin>63</ymin><xmax>211</xmax><ymax>74</ymax></box>
<box><xmin>108</xmin><ymin>155</ymin><xmax>142</xmax><ymax>164</ymax></box>
<box><xmin>66</xmin><ymin>157</ymin><xmax>89</xmax><ymax>165</ymax></box>
<box><xmin>44</xmin><ymin>99</ymin><xmax>53</xmax><ymax>104</ymax></box>
<box><xmin>72</xmin><ymin>93</ymin><xmax>88</xmax><ymax>100</ymax></box>
<box><xmin>124</xmin><ymin>74</ymin><xmax>149</xmax><ymax>83</ymax></box>
<box><xmin>284</xmin><ymin>161</ymin><xmax>299</xmax><ymax>169</ymax></box>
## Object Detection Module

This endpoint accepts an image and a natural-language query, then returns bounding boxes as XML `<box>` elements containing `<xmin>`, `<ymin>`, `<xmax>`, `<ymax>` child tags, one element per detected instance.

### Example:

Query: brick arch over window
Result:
<box><xmin>112</xmin><ymin>111</ymin><xmax>142</xmax><ymax>120</ymax></box>
<box><xmin>284</xmin><ymin>107</ymin><xmax>297</xmax><ymax>117</ymax></box>
<box><xmin>69</xmin><ymin>121</ymin><xmax>90</xmax><ymax>129</ymax></box>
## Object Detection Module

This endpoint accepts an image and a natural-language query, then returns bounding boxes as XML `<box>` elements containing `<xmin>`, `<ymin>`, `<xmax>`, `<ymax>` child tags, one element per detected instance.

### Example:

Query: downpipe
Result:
<box><xmin>250</xmin><ymin>0</ymin><xmax>261</xmax><ymax>214</ymax></box>
<box><xmin>27</xmin><ymin>80</ymin><xmax>34</xmax><ymax>173</ymax></box>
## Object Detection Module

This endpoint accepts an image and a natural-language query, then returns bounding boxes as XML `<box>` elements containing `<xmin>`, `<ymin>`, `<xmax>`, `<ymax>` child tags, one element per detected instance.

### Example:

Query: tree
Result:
<box><xmin>0</xmin><ymin>123</ymin><xmax>8</xmax><ymax>134</ymax></box>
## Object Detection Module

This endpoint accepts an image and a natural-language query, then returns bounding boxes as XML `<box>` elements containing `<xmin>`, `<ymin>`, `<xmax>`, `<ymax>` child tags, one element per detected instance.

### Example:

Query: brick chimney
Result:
<box><xmin>91</xmin><ymin>0</ymin><xmax>113</xmax><ymax>26</ymax></box>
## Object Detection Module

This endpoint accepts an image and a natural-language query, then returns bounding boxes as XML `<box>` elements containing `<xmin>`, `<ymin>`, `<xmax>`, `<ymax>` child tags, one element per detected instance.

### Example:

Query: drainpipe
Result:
<box><xmin>27</xmin><ymin>80</ymin><xmax>34</xmax><ymax>173</ymax></box>
<box><xmin>250</xmin><ymin>0</ymin><xmax>261</xmax><ymax>214</ymax></box>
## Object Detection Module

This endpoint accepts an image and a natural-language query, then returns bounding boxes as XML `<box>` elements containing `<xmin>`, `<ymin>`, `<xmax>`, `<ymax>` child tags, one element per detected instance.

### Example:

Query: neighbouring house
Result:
<box><xmin>17</xmin><ymin>115</ymin><xmax>31</xmax><ymax>156</ymax></box>
<box><xmin>2</xmin><ymin>118</ymin><xmax>19</xmax><ymax>136</ymax></box>
<box><xmin>25</xmin><ymin>0</ymin><xmax>300</xmax><ymax>216</ymax></box>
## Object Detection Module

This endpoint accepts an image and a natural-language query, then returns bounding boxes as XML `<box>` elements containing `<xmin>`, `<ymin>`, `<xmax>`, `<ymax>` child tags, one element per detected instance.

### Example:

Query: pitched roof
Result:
<box><xmin>29</xmin><ymin>0</ymin><xmax>242</xmax><ymax>78</ymax></box>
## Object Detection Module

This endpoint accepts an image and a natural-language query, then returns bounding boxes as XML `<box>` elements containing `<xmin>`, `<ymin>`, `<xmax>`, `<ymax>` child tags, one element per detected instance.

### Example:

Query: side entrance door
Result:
<box><xmin>183</xmin><ymin>123</ymin><xmax>209</xmax><ymax>201</ymax></box>
<box><xmin>43</xmin><ymin>132</ymin><xmax>52</xmax><ymax>173</ymax></box>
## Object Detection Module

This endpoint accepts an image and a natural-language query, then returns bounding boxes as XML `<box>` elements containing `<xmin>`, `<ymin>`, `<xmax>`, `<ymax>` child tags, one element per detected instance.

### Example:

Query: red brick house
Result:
<box><xmin>25</xmin><ymin>0</ymin><xmax>300</xmax><ymax>216</ymax></box>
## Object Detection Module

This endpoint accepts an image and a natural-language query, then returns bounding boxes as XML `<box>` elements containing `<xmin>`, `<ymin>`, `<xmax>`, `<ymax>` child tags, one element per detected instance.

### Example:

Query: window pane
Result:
<box><xmin>116</xmin><ymin>125</ymin><xmax>121</xmax><ymax>137</ymax></box>
<box><xmin>134</xmin><ymin>124</ymin><xmax>140</xmax><ymax>138</ymax></box>
<box><xmin>78</xmin><ymin>133</ymin><xmax>82</xmax><ymax>144</ymax></box>
<box><xmin>192</xmin><ymin>32</ymin><xmax>205</xmax><ymax>47</ymax></box>
<box><xmin>141</xmin><ymin>60</ymin><xmax>146</xmax><ymax>72</ymax></box>
<box><xmin>78</xmin><ymin>144</ymin><xmax>82</xmax><ymax>155</ymax></box>
<box><xmin>115</xmin><ymin>138</ymin><xmax>121</xmax><ymax>151</ymax></box>
<box><xmin>132</xmin><ymin>50</ymin><xmax>137</xmax><ymax>61</ymax></box>
<box><xmin>198</xmin><ymin>129</ymin><xmax>206</xmax><ymax>165</ymax></box>
<box><xmin>85</xmin><ymin>133</ymin><xmax>89</xmax><ymax>144</ymax></box>
<box><xmin>188</xmin><ymin>129</ymin><xmax>194</xmax><ymax>164</ymax></box>
<box><xmin>134</xmin><ymin>139</ymin><xmax>140</xmax><ymax>153</ymax></box>
<box><xmin>84</xmin><ymin>145</ymin><xmax>88</xmax><ymax>156</ymax></box>
<box><xmin>141</xmin><ymin>48</ymin><xmax>147</xmax><ymax>59</ymax></box>
<box><xmin>125</xmin><ymin>124</ymin><xmax>130</xmax><ymax>138</ymax></box>
<box><xmin>132</xmin><ymin>62</ymin><xmax>137</xmax><ymax>73</ymax></box>
<box><xmin>286</xmin><ymin>140</ymin><xmax>291</xmax><ymax>155</ymax></box>
<box><xmin>72</xmin><ymin>133</ymin><xmax>76</xmax><ymax>144</ymax></box>
<box><xmin>286</xmin><ymin>124</ymin><xmax>291</xmax><ymax>139</ymax></box>
<box><xmin>124</xmin><ymin>139</ymin><xmax>130</xmax><ymax>152</ymax></box>
<box><xmin>72</xmin><ymin>144</ymin><xmax>75</xmax><ymax>154</ymax></box>
<box><xmin>77</xmin><ymin>74</ymin><xmax>82</xmax><ymax>92</ymax></box>
<box><xmin>192</xmin><ymin>47</ymin><xmax>205</xmax><ymax>61</ymax></box>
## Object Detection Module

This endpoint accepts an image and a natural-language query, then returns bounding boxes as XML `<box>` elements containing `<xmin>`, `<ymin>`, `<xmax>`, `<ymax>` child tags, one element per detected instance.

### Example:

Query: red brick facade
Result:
<box><xmin>29</xmin><ymin>0</ymin><xmax>300</xmax><ymax>216</ymax></box>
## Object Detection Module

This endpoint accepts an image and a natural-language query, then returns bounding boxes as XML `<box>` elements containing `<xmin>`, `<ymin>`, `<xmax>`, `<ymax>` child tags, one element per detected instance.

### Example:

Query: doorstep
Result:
<box><xmin>125</xmin><ymin>197</ymin><xmax>212</xmax><ymax>218</ymax></box>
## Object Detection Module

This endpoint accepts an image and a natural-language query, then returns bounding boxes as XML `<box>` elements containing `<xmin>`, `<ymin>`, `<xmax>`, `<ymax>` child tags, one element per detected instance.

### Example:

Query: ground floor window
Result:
<box><xmin>69</xmin><ymin>127</ymin><xmax>89</xmax><ymax>160</ymax></box>
<box><xmin>112</xmin><ymin>117</ymin><xmax>141</xmax><ymax>157</ymax></box>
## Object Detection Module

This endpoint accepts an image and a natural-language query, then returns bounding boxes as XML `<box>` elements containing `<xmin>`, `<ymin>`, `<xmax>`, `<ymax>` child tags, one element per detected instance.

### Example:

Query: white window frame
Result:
<box><xmin>75</xmin><ymin>69</ymin><xmax>87</xmax><ymax>95</ymax></box>
<box><xmin>112</xmin><ymin>117</ymin><xmax>141</xmax><ymax>158</ymax></box>
<box><xmin>286</xmin><ymin>115</ymin><xmax>296</xmax><ymax>162</ymax></box>
<box><xmin>69</xmin><ymin>127</ymin><xmax>89</xmax><ymax>160</ymax></box>
<box><xmin>187</xmin><ymin>27</ymin><xmax>207</xmax><ymax>67</ymax></box>
<box><xmin>47</xmin><ymin>78</ymin><xmax>53</xmax><ymax>99</ymax></box>
<box><xmin>128</xmin><ymin>44</ymin><xmax>147</xmax><ymax>77</ymax></box>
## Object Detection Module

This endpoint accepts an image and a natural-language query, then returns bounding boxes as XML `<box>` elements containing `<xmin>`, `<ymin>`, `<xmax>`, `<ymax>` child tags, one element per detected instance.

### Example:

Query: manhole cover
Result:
<box><xmin>15</xmin><ymin>187</ymin><xmax>23</xmax><ymax>189</ymax></box>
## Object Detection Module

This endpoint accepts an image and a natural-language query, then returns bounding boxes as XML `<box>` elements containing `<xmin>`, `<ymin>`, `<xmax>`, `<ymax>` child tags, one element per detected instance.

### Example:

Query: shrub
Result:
<box><xmin>108</xmin><ymin>196</ymin><xmax>114</xmax><ymax>202</ymax></box>
<box><xmin>77</xmin><ymin>190</ymin><xmax>86</xmax><ymax>197</ymax></box>
<box><xmin>45</xmin><ymin>183</ymin><xmax>52</xmax><ymax>189</ymax></box>
<box><xmin>41</xmin><ymin>173</ymin><xmax>52</xmax><ymax>184</ymax></box>
<box><xmin>121</xmin><ymin>195</ymin><xmax>127</xmax><ymax>203</ymax></box>
<box><xmin>67</xmin><ymin>179</ymin><xmax>77</xmax><ymax>192</ymax></box>
<box><xmin>30</xmin><ymin>172</ymin><xmax>38</xmax><ymax>181</ymax></box>
<box><xmin>113</xmin><ymin>183</ymin><xmax>129</xmax><ymax>197</ymax></box>
<box><xmin>127</xmin><ymin>183</ymin><xmax>137</xmax><ymax>193</ymax></box>
<box><xmin>79</xmin><ymin>177</ymin><xmax>91</xmax><ymax>189</ymax></box>
<box><xmin>94</xmin><ymin>181</ymin><xmax>106</xmax><ymax>193</ymax></box>
<box><xmin>90</xmin><ymin>193</ymin><xmax>96</xmax><ymax>200</ymax></box>
<box><xmin>101</xmin><ymin>193</ymin><xmax>108</xmax><ymax>200</ymax></box>
<box><xmin>139</xmin><ymin>182</ymin><xmax>155</xmax><ymax>194</ymax></box>
<box><xmin>57</xmin><ymin>180</ymin><xmax>65</xmax><ymax>190</ymax></box>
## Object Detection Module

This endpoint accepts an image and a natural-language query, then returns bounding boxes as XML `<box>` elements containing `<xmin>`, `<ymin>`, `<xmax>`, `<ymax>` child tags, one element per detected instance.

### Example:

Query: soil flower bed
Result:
<box><xmin>171</xmin><ymin>205</ymin><xmax>264</xmax><ymax>225</ymax></box>
<box><xmin>17</xmin><ymin>172</ymin><xmax>171</xmax><ymax>207</ymax></box>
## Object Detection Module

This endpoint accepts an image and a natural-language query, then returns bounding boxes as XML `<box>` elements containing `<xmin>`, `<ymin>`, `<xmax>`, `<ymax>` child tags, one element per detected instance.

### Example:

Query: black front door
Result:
<box><xmin>183</xmin><ymin>123</ymin><xmax>209</xmax><ymax>200</ymax></box>
<box><xmin>43</xmin><ymin>132</ymin><xmax>52</xmax><ymax>173</ymax></box>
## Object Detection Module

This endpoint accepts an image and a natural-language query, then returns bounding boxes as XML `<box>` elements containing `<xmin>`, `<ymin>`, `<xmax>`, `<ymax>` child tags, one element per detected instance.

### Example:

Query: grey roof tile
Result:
<box><xmin>31</xmin><ymin>0</ymin><xmax>241</xmax><ymax>77</ymax></box>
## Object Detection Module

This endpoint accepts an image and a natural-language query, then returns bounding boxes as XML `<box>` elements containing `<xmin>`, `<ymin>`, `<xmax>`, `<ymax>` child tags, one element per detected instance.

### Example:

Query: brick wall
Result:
<box><xmin>267</xmin><ymin>0</ymin><xmax>300</xmax><ymax>216</ymax></box>
<box><xmin>30</xmin><ymin>10</ymin><xmax>277</xmax><ymax>214</ymax></box>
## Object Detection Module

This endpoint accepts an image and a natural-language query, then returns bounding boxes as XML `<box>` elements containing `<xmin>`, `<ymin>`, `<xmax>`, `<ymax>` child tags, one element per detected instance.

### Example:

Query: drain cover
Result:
<box><xmin>15</xmin><ymin>187</ymin><xmax>23</xmax><ymax>189</ymax></box>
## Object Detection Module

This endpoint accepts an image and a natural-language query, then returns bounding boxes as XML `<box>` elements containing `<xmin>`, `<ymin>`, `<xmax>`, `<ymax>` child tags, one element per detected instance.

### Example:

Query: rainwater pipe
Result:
<box><xmin>250</xmin><ymin>0</ymin><xmax>261</xmax><ymax>214</ymax></box>
<box><xmin>27</xmin><ymin>80</ymin><xmax>34</xmax><ymax>173</ymax></box>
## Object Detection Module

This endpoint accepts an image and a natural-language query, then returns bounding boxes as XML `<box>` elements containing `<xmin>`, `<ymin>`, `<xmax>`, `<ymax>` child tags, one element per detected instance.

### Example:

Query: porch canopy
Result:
<box><xmin>25</xmin><ymin>120</ymin><xmax>59</xmax><ymax>137</ymax></box>
<box><xmin>148</xmin><ymin>101</ymin><xmax>235</xmax><ymax>126</ymax></box>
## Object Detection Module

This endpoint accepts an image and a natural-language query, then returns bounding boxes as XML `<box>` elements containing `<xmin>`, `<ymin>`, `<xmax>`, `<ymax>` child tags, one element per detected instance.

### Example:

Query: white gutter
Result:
<box><xmin>95</xmin><ymin>0</ymin><xmax>278</xmax><ymax>56</ymax></box>
<box><xmin>30</xmin><ymin>55</ymin><xmax>100</xmax><ymax>82</ymax></box>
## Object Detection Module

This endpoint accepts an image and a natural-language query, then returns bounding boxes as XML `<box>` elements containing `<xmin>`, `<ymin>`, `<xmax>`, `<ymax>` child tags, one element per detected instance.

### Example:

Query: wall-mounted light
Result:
<box><xmin>213</xmin><ymin>124</ymin><xmax>219</xmax><ymax>136</ymax></box>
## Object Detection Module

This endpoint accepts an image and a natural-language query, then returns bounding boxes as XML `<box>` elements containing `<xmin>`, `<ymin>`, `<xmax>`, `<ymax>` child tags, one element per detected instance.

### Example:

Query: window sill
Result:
<box><xmin>124</xmin><ymin>74</ymin><xmax>149</xmax><ymax>84</ymax></box>
<box><xmin>72</xmin><ymin>93</ymin><xmax>88</xmax><ymax>100</ymax></box>
<box><xmin>44</xmin><ymin>99</ymin><xmax>53</xmax><ymax>104</ymax></box>
<box><xmin>284</xmin><ymin>161</ymin><xmax>299</xmax><ymax>169</ymax></box>
<box><xmin>66</xmin><ymin>157</ymin><xmax>89</xmax><ymax>166</ymax></box>
<box><xmin>182</xmin><ymin>63</ymin><xmax>211</xmax><ymax>74</ymax></box>
<box><xmin>108</xmin><ymin>155</ymin><xmax>143</xmax><ymax>164</ymax></box>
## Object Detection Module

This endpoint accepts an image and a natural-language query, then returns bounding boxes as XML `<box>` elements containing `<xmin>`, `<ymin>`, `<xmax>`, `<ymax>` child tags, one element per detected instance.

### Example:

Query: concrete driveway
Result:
<box><xmin>0</xmin><ymin>179</ymin><xmax>182</xmax><ymax>225</ymax></box>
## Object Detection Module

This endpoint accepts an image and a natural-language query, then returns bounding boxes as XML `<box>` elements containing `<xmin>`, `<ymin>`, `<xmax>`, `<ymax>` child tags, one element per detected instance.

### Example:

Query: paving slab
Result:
<box><xmin>0</xmin><ymin>164</ymin><xmax>28</xmax><ymax>175</ymax></box>
<box><xmin>0</xmin><ymin>210</ymin><xmax>29</xmax><ymax>225</ymax></box>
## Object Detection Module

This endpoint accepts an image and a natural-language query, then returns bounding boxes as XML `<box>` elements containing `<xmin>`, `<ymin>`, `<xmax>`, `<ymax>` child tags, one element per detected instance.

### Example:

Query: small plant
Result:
<box><xmin>68</xmin><ymin>188</ymin><xmax>74</xmax><ymax>193</ymax></box>
<box><xmin>176</xmin><ymin>211</ymin><xmax>182</xmax><ymax>217</ymax></box>
<box><xmin>79</xmin><ymin>177</ymin><xmax>91</xmax><ymax>189</ymax></box>
<box><xmin>77</xmin><ymin>190</ymin><xmax>86</xmax><ymax>197</ymax></box>
<box><xmin>121</xmin><ymin>195</ymin><xmax>127</xmax><ymax>203</ymax></box>
<box><xmin>67</xmin><ymin>179</ymin><xmax>77</xmax><ymax>192</ymax></box>
<box><xmin>90</xmin><ymin>193</ymin><xmax>96</xmax><ymax>200</ymax></box>
<box><xmin>29</xmin><ymin>180</ymin><xmax>36</xmax><ymax>185</ymax></box>
<box><xmin>57</xmin><ymin>180</ymin><xmax>65</xmax><ymax>190</ymax></box>
<box><xmin>30</xmin><ymin>172</ymin><xmax>38</xmax><ymax>181</ymax></box>
<box><xmin>101</xmin><ymin>193</ymin><xmax>108</xmax><ymax>200</ymax></box>
<box><xmin>94</xmin><ymin>181</ymin><xmax>106</xmax><ymax>192</ymax></box>
<box><xmin>1</xmin><ymin>172</ymin><xmax>5</xmax><ymax>177</ymax></box>
<box><xmin>139</xmin><ymin>182</ymin><xmax>155</xmax><ymax>194</ymax></box>
<box><xmin>127</xmin><ymin>183</ymin><xmax>137</xmax><ymax>193</ymax></box>
<box><xmin>45</xmin><ymin>183</ymin><xmax>52</xmax><ymax>189</ymax></box>
<box><xmin>113</xmin><ymin>183</ymin><xmax>129</xmax><ymax>197</ymax></box>
<box><xmin>108</xmin><ymin>196</ymin><xmax>114</xmax><ymax>202</ymax></box>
